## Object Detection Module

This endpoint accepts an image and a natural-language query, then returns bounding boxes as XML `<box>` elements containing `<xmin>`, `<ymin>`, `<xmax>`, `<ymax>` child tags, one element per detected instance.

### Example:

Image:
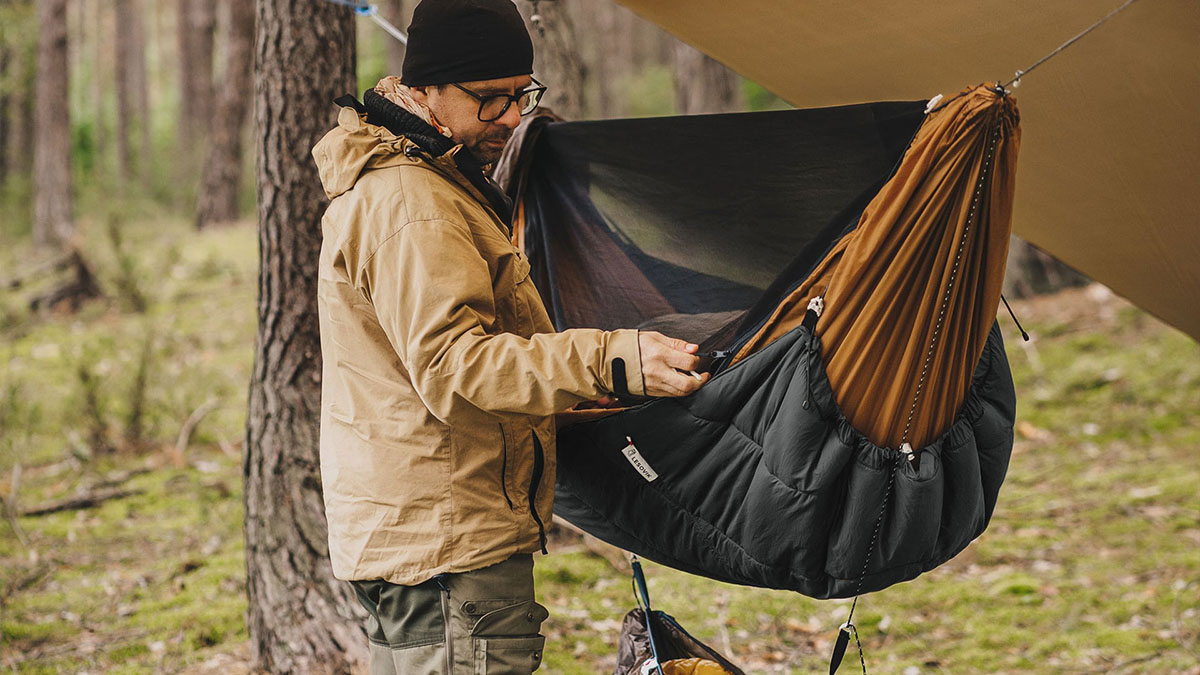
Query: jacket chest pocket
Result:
<box><xmin>493</xmin><ymin>253</ymin><xmax>534</xmax><ymax>337</ymax></box>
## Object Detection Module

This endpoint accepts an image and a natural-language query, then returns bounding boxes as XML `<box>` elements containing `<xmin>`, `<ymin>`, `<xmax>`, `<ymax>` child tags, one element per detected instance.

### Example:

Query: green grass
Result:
<box><xmin>1</xmin><ymin>213</ymin><xmax>255</xmax><ymax>673</ymax></box>
<box><xmin>1</xmin><ymin>214</ymin><xmax>1197</xmax><ymax>673</ymax></box>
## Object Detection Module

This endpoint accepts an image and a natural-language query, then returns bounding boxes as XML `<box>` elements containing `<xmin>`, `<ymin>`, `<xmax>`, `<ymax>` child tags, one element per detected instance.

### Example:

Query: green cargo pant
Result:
<box><xmin>351</xmin><ymin>554</ymin><xmax>548</xmax><ymax>674</ymax></box>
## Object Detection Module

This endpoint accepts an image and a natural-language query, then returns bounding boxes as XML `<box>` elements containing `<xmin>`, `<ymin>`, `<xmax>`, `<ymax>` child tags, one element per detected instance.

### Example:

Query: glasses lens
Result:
<box><xmin>479</xmin><ymin>96</ymin><xmax>510</xmax><ymax>122</ymax></box>
<box><xmin>518</xmin><ymin>88</ymin><xmax>544</xmax><ymax>115</ymax></box>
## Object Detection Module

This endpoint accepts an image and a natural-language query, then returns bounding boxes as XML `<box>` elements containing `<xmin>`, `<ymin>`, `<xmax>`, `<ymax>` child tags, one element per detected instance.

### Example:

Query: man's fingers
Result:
<box><xmin>666</xmin><ymin>336</ymin><xmax>698</xmax><ymax>353</ymax></box>
<box><xmin>643</xmin><ymin>332</ymin><xmax>697</xmax><ymax>353</ymax></box>
<box><xmin>642</xmin><ymin>333</ymin><xmax>701</xmax><ymax>370</ymax></box>
<box><xmin>645</xmin><ymin>366</ymin><xmax>707</xmax><ymax>397</ymax></box>
<box><xmin>636</xmin><ymin>331</ymin><xmax>709</xmax><ymax>398</ymax></box>
<box><xmin>665</xmin><ymin>350</ymin><xmax>701</xmax><ymax>372</ymax></box>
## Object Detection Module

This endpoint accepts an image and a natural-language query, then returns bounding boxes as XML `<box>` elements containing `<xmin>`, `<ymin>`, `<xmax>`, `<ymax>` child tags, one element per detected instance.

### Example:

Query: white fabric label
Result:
<box><xmin>621</xmin><ymin>436</ymin><xmax>658</xmax><ymax>482</ymax></box>
<box><xmin>639</xmin><ymin>658</ymin><xmax>661</xmax><ymax>675</ymax></box>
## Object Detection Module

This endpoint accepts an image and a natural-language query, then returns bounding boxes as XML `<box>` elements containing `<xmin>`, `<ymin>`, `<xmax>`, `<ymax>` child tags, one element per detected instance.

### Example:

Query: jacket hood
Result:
<box><xmin>312</xmin><ymin>106</ymin><xmax>419</xmax><ymax>200</ymax></box>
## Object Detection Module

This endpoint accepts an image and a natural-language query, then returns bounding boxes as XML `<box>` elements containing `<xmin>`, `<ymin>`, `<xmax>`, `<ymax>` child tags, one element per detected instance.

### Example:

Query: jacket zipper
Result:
<box><xmin>529</xmin><ymin>432</ymin><xmax>548</xmax><ymax>554</ymax></box>
<box><xmin>498</xmin><ymin>424</ymin><xmax>514</xmax><ymax>509</ymax></box>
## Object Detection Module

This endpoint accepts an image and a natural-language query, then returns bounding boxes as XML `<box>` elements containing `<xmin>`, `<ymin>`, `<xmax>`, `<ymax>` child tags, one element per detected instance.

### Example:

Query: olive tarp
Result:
<box><xmin>495</xmin><ymin>85</ymin><xmax>1020</xmax><ymax>597</ymax></box>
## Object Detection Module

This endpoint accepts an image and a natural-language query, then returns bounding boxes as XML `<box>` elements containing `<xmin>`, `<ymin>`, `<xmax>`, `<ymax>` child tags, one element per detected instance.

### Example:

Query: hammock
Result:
<box><xmin>495</xmin><ymin>84</ymin><xmax>1020</xmax><ymax>599</ymax></box>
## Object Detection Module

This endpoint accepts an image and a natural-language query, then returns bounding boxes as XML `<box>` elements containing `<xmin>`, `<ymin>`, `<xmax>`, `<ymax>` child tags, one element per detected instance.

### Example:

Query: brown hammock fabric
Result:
<box><xmin>732</xmin><ymin>85</ymin><xmax>1020</xmax><ymax>449</ymax></box>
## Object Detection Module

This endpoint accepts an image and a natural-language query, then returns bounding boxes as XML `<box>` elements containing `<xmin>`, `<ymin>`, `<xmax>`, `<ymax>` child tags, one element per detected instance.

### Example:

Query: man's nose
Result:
<box><xmin>496</xmin><ymin>102</ymin><xmax>522</xmax><ymax>130</ymax></box>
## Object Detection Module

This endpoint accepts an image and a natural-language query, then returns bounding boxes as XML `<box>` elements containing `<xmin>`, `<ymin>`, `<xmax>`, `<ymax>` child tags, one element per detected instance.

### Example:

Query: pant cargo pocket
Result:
<box><xmin>464</xmin><ymin>598</ymin><xmax>548</xmax><ymax>674</ymax></box>
<box><xmin>473</xmin><ymin>635</ymin><xmax>545</xmax><ymax>674</ymax></box>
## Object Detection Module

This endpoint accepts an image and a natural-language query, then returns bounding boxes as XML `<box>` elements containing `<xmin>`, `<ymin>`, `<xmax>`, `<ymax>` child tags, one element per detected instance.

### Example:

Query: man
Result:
<box><xmin>312</xmin><ymin>1</ymin><xmax>707</xmax><ymax>672</ymax></box>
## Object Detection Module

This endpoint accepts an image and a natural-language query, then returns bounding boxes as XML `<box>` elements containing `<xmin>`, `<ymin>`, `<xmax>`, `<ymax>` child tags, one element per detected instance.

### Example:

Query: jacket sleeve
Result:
<box><xmin>361</xmin><ymin>216</ymin><xmax>644</xmax><ymax>422</ymax></box>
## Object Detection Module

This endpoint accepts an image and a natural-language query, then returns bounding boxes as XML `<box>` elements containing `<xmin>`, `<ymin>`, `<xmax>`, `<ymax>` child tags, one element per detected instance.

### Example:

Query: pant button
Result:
<box><xmin>463</xmin><ymin>602</ymin><xmax>476</xmax><ymax>613</ymax></box>
<box><xmin>526</xmin><ymin>611</ymin><xmax>535</xmax><ymax>621</ymax></box>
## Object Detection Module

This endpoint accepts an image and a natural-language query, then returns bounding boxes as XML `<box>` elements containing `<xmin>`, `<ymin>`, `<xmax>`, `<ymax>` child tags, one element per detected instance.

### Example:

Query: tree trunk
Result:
<box><xmin>88</xmin><ymin>0</ymin><xmax>109</xmax><ymax>174</ymax></box>
<box><xmin>114</xmin><ymin>0</ymin><xmax>150</xmax><ymax>187</ymax></box>
<box><xmin>571</xmin><ymin>0</ymin><xmax>623</xmax><ymax>119</ymax></box>
<box><xmin>1003</xmin><ymin>236</ymin><xmax>1089</xmax><ymax>298</ymax></box>
<box><xmin>0</xmin><ymin>35</ymin><xmax>9</xmax><ymax>187</ymax></box>
<box><xmin>518</xmin><ymin>0</ymin><xmax>586</xmax><ymax>120</ymax></box>
<box><xmin>672</xmin><ymin>43</ymin><xmax>744</xmax><ymax>115</ymax></box>
<box><xmin>245</xmin><ymin>0</ymin><xmax>363</xmax><ymax>672</ymax></box>
<box><xmin>112</xmin><ymin>0</ymin><xmax>150</xmax><ymax>187</ymax></box>
<box><xmin>195</xmin><ymin>0</ymin><xmax>254</xmax><ymax>228</ymax></box>
<box><xmin>177</xmin><ymin>0</ymin><xmax>215</xmax><ymax>153</ymax></box>
<box><xmin>32</xmin><ymin>0</ymin><xmax>73</xmax><ymax>248</ymax></box>
<box><xmin>10</xmin><ymin>5</ymin><xmax>36</xmax><ymax>181</ymax></box>
<box><xmin>381</xmin><ymin>0</ymin><xmax>411</xmax><ymax>77</ymax></box>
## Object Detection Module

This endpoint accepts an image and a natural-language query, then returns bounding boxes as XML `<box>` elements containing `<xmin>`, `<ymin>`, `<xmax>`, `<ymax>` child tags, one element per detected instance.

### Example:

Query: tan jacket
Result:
<box><xmin>313</xmin><ymin>107</ymin><xmax>644</xmax><ymax>585</ymax></box>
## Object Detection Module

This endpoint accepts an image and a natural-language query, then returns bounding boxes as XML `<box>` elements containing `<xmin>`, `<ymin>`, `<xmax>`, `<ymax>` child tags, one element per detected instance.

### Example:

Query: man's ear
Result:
<box><xmin>409</xmin><ymin>85</ymin><xmax>430</xmax><ymax>103</ymax></box>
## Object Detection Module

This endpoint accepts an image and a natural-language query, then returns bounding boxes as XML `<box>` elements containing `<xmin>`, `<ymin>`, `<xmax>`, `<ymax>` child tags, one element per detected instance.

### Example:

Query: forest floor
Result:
<box><xmin>0</xmin><ymin>216</ymin><xmax>1197</xmax><ymax>674</ymax></box>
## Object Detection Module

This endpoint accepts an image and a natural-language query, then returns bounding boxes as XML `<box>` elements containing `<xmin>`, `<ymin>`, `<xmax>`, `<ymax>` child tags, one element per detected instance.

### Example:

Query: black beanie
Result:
<box><xmin>401</xmin><ymin>0</ymin><xmax>534</xmax><ymax>87</ymax></box>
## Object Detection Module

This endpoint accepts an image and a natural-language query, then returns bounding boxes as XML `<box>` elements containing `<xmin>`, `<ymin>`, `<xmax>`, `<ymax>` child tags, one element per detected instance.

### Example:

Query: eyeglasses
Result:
<box><xmin>450</xmin><ymin>78</ymin><xmax>548</xmax><ymax>122</ymax></box>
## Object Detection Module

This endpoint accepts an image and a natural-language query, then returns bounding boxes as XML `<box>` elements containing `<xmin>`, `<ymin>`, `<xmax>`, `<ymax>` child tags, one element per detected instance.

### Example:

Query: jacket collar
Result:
<box><xmin>355</xmin><ymin>91</ymin><xmax>515</xmax><ymax>228</ymax></box>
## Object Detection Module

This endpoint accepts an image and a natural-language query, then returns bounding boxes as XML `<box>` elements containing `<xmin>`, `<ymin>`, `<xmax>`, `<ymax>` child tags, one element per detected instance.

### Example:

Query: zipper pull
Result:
<box><xmin>829</xmin><ymin>622</ymin><xmax>854</xmax><ymax>674</ymax></box>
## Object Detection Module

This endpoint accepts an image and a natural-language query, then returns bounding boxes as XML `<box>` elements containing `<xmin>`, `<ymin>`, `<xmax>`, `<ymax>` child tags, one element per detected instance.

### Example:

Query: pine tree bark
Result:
<box><xmin>195</xmin><ymin>0</ymin><xmax>254</xmax><ymax>228</ymax></box>
<box><xmin>672</xmin><ymin>43</ymin><xmax>744</xmax><ymax>115</ymax></box>
<box><xmin>245</xmin><ymin>0</ymin><xmax>363</xmax><ymax>672</ymax></box>
<box><xmin>32</xmin><ymin>0</ymin><xmax>73</xmax><ymax>248</ymax></box>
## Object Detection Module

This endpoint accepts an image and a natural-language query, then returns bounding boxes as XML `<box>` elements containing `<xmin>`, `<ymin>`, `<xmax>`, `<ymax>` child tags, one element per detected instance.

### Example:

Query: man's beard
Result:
<box><xmin>467</xmin><ymin>131</ymin><xmax>512</xmax><ymax>165</ymax></box>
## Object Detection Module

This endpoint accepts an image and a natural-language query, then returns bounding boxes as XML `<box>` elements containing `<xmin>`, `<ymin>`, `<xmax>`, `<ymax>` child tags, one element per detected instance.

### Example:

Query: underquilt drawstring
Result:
<box><xmin>828</xmin><ymin>455</ymin><xmax>899</xmax><ymax>675</ymax></box>
<box><xmin>1000</xmin><ymin>294</ymin><xmax>1030</xmax><ymax>341</ymax></box>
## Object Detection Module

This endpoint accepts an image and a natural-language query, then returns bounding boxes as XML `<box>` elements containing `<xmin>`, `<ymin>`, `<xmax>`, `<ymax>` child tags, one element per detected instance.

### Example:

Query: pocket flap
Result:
<box><xmin>465</xmin><ymin>599</ymin><xmax>549</xmax><ymax>637</ymax></box>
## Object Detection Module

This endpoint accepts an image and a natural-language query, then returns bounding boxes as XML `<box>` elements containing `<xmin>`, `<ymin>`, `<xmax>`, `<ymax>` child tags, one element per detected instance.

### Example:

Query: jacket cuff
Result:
<box><xmin>606</xmin><ymin>329</ymin><xmax>645</xmax><ymax>397</ymax></box>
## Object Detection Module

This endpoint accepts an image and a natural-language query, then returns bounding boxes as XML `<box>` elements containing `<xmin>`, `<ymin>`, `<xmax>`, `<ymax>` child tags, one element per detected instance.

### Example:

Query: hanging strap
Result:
<box><xmin>929</xmin><ymin>0</ymin><xmax>1143</xmax><ymax>114</ymax></box>
<box><xmin>322</xmin><ymin>0</ymin><xmax>409</xmax><ymax>45</ymax></box>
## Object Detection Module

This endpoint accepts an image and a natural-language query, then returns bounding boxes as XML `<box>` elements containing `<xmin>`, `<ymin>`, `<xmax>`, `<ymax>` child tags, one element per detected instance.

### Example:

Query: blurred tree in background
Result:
<box><xmin>114</xmin><ymin>0</ymin><xmax>150</xmax><ymax>190</ymax></box>
<box><xmin>195</xmin><ymin>0</ymin><xmax>254</xmax><ymax>229</ymax></box>
<box><xmin>32</xmin><ymin>0</ymin><xmax>73</xmax><ymax>249</ymax></box>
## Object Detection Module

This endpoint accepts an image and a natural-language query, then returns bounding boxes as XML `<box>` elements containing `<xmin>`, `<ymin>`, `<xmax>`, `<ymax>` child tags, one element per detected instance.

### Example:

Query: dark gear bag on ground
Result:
<box><xmin>614</xmin><ymin>557</ymin><xmax>744</xmax><ymax>675</ymax></box>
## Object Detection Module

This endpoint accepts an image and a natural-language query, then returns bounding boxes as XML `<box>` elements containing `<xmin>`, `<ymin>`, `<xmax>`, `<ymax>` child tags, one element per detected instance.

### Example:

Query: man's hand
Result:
<box><xmin>637</xmin><ymin>331</ymin><xmax>710</xmax><ymax>397</ymax></box>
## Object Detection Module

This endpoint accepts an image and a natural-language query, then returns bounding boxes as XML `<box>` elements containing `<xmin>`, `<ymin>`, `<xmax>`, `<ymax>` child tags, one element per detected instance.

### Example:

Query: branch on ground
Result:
<box><xmin>168</xmin><ymin>398</ymin><xmax>222</xmax><ymax>468</ymax></box>
<box><xmin>19</xmin><ymin>487</ymin><xmax>144</xmax><ymax>517</ymax></box>
<box><xmin>26</xmin><ymin>249</ymin><xmax>104</xmax><ymax>313</ymax></box>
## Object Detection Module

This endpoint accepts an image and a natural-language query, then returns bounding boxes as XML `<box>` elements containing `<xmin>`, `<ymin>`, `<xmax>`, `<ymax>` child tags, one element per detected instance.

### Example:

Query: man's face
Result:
<box><xmin>414</xmin><ymin>75</ymin><xmax>530</xmax><ymax>165</ymax></box>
